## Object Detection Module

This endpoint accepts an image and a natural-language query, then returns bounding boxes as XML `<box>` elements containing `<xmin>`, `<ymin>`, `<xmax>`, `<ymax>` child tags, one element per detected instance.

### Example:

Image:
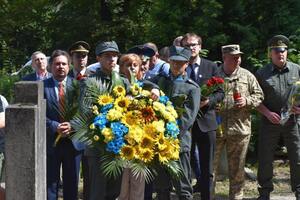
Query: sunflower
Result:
<box><xmin>114</xmin><ymin>96</ymin><xmax>130</xmax><ymax>111</ymax></box>
<box><xmin>138</xmin><ymin>149</ymin><xmax>155</xmax><ymax>163</ymax></box>
<box><xmin>107</xmin><ymin>108</ymin><xmax>123</xmax><ymax>121</ymax></box>
<box><xmin>113</xmin><ymin>85</ymin><xmax>126</xmax><ymax>97</ymax></box>
<box><xmin>97</xmin><ymin>94</ymin><xmax>114</xmax><ymax>106</ymax></box>
<box><xmin>141</xmin><ymin>106</ymin><xmax>156</xmax><ymax>123</ymax></box>
<box><xmin>120</xmin><ymin>145</ymin><xmax>135</xmax><ymax>160</ymax></box>
<box><xmin>121</xmin><ymin>111</ymin><xmax>140</xmax><ymax>126</ymax></box>
<box><xmin>140</xmin><ymin>135</ymin><xmax>155</xmax><ymax>149</ymax></box>
<box><xmin>144</xmin><ymin>124</ymin><xmax>157</xmax><ymax>139</ymax></box>
<box><xmin>156</xmin><ymin>132</ymin><xmax>167</xmax><ymax>150</ymax></box>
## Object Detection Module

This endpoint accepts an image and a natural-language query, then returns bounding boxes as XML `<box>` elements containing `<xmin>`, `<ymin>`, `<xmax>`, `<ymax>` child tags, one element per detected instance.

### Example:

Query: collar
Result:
<box><xmin>271</xmin><ymin>62</ymin><xmax>289</xmax><ymax>72</ymax></box>
<box><xmin>53</xmin><ymin>76</ymin><xmax>67</xmax><ymax>87</ymax></box>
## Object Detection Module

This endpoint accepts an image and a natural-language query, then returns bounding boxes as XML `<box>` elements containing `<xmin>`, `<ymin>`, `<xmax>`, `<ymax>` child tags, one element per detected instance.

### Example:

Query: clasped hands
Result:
<box><xmin>57</xmin><ymin>122</ymin><xmax>72</xmax><ymax>137</ymax></box>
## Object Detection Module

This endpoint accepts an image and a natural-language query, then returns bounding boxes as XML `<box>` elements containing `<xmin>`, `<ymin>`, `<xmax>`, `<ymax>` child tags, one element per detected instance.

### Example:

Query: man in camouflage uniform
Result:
<box><xmin>256</xmin><ymin>35</ymin><xmax>300</xmax><ymax>200</ymax></box>
<box><xmin>213</xmin><ymin>45</ymin><xmax>264</xmax><ymax>200</ymax></box>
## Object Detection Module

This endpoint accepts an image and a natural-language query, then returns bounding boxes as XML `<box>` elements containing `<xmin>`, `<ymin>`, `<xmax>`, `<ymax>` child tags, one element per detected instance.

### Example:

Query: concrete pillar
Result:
<box><xmin>5</xmin><ymin>81</ymin><xmax>46</xmax><ymax>200</ymax></box>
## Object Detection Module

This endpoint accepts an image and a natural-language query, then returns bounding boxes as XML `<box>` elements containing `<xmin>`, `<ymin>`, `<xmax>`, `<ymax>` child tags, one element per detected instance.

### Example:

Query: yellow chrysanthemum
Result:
<box><xmin>152</xmin><ymin>120</ymin><xmax>165</xmax><ymax>134</ymax></box>
<box><xmin>125</xmin><ymin>126</ymin><xmax>143</xmax><ymax>143</ymax></box>
<box><xmin>140</xmin><ymin>135</ymin><xmax>155</xmax><ymax>149</ymax></box>
<box><xmin>166</xmin><ymin>105</ymin><xmax>178</xmax><ymax>118</ymax></box>
<box><xmin>141</xmin><ymin>89</ymin><xmax>151</xmax><ymax>97</ymax></box>
<box><xmin>160</xmin><ymin>90</ymin><xmax>165</xmax><ymax>96</ymax></box>
<box><xmin>120</xmin><ymin>145</ymin><xmax>135</xmax><ymax>160</ymax></box>
<box><xmin>114</xmin><ymin>96</ymin><xmax>130</xmax><ymax>111</ymax></box>
<box><xmin>107</xmin><ymin>108</ymin><xmax>123</xmax><ymax>121</ymax></box>
<box><xmin>97</xmin><ymin>94</ymin><xmax>114</xmax><ymax>106</ymax></box>
<box><xmin>113</xmin><ymin>86</ymin><xmax>126</xmax><ymax>97</ymax></box>
<box><xmin>93</xmin><ymin>135</ymin><xmax>100</xmax><ymax>141</ymax></box>
<box><xmin>162</xmin><ymin>111</ymin><xmax>176</xmax><ymax>122</ymax></box>
<box><xmin>130</xmin><ymin>83</ymin><xmax>142</xmax><ymax>96</ymax></box>
<box><xmin>89</xmin><ymin>123</ymin><xmax>95</xmax><ymax>130</ymax></box>
<box><xmin>138</xmin><ymin>149</ymin><xmax>154</xmax><ymax>163</ymax></box>
<box><xmin>92</xmin><ymin>105</ymin><xmax>99</xmax><ymax>115</ymax></box>
<box><xmin>101</xmin><ymin>128</ymin><xmax>114</xmax><ymax>143</ymax></box>
<box><xmin>153</xmin><ymin>101</ymin><xmax>166</xmax><ymax>112</ymax></box>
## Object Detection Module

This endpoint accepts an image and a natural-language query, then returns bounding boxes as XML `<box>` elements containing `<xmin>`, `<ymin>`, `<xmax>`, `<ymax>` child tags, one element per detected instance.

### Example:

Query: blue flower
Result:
<box><xmin>93</xmin><ymin>114</ymin><xmax>107</xmax><ymax>129</ymax></box>
<box><xmin>165</xmin><ymin>122</ymin><xmax>180</xmax><ymax>138</ymax></box>
<box><xmin>100</xmin><ymin>103</ymin><xmax>113</xmax><ymax>113</ymax></box>
<box><xmin>110</xmin><ymin>122</ymin><xmax>128</xmax><ymax>137</ymax></box>
<box><xmin>159</xmin><ymin>95</ymin><xmax>169</xmax><ymax>105</ymax></box>
<box><xmin>106</xmin><ymin>137</ymin><xmax>125</xmax><ymax>154</ymax></box>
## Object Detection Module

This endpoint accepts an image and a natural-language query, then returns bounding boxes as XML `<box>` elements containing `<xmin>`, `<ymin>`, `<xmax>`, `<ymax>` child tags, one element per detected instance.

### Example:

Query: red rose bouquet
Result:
<box><xmin>201</xmin><ymin>76</ymin><xmax>224</xmax><ymax>99</ymax></box>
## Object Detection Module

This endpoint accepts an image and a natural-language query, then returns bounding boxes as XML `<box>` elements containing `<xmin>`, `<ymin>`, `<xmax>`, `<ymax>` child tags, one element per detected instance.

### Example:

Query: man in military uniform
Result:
<box><xmin>82</xmin><ymin>41</ymin><xmax>128</xmax><ymax>200</ymax></box>
<box><xmin>68</xmin><ymin>41</ymin><xmax>90</xmax><ymax>80</ymax></box>
<box><xmin>213</xmin><ymin>44</ymin><xmax>264</xmax><ymax>200</ymax></box>
<box><xmin>151</xmin><ymin>46</ymin><xmax>200</xmax><ymax>200</ymax></box>
<box><xmin>256</xmin><ymin>35</ymin><xmax>300</xmax><ymax>200</ymax></box>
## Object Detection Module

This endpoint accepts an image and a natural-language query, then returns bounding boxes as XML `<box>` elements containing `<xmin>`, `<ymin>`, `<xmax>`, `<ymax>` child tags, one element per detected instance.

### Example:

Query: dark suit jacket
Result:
<box><xmin>22</xmin><ymin>72</ymin><xmax>52</xmax><ymax>81</ymax></box>
<box><xmin>44</xmin><ymin>76</ymin><xmax>84</xmax><ymax>155</ymax></box>
<box><xmin>186</xmin><ymin>58</ymin><xmax>224</xmax><ymax>132</ymax></box>
<box><xmin>22</xmin><ymin>72</ymin><xmax>38</xmax><ymax>81</ymax></box>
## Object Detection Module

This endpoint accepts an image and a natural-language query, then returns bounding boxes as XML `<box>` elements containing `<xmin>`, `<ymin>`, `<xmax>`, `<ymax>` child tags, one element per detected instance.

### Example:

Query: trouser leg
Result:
<box><xmin>257</xmin><ymin>123</ymin><xmax>280</xmax><ymax>196</ymax></box>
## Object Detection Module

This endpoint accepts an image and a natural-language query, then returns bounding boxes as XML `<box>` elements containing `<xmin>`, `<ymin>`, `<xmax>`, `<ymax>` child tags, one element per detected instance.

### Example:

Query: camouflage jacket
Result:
<box><xmin>218</xmin><ymin>66</ymin><xmax>264</xmax><ymax>135</ymax></box>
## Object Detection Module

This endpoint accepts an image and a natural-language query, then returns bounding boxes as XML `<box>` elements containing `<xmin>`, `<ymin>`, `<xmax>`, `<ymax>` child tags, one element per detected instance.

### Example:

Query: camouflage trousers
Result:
<box><xmin>213</xmin><ymin>134</ymin><xmax>251</xmax><ymax>200</ymax></box>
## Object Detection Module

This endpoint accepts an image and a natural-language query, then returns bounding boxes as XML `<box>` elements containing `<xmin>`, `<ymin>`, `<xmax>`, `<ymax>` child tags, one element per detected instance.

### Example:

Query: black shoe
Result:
<box><xmin>256</xmin><ymin>194</ymin><xmax>270</xmax><ymax>200</ymax></box>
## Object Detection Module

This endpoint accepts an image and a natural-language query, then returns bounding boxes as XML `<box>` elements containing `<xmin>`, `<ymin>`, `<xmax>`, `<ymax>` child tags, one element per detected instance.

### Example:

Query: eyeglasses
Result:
<box><xmin>75</xmin><ymin>54</ymin><xmax>88</xmax><ymax>58</ymax></box>
<box><xmin>184</xmin><ymin>43</ymin><xmax>199</xmax><ymax>48</ymax></box>
<box><xmin>272</xmin><ymin>48</ymin><xmax>287</xmax><ymax>53</ymax></box>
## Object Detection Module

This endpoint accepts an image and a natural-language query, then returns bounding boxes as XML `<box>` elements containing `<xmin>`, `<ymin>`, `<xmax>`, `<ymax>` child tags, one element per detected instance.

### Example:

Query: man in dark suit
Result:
<box><xmin>22</xmin><ymin>51</ymin><xmax>51</xmax><ymax>81</ymax></box>
<box><xmin>44</xmin><ymin>50</ymin><xmax>84</xmax><ymax>200</ymax></box>
<box><xmin>68</xmin><ymin>41</ymin><xmax>91</xmax><ymax>80</ymax></box>
<box><xmin>182</xmin><ymin>33</ymin><xmax>224</xmax><ymax>200</ymax></box>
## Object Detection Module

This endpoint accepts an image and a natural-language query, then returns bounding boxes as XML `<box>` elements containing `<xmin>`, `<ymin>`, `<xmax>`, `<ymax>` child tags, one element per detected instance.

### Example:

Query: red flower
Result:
<box><xmin>201</xmin><ymin>76</ymin><xmax>224</xmax><ymax>97</ymax></box>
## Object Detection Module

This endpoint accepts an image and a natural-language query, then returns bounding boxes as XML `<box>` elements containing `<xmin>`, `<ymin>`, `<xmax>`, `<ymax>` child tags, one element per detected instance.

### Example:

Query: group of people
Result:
<box><xmin>1</xmin><ymin>32</ymin><xmax>300</xmax><ymax>200</ymax></box>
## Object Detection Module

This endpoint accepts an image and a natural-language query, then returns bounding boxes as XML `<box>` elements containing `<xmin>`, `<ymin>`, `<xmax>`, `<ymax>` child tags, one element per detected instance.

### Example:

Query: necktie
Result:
<box><xmin>58</xmin><ymin>82</ymin><xmax>65</xmax><ymax>121</ymax></box>
<box><xmin>190</xmin><ymin>64</ymin><xmax>197</xmax><ymax>82</ymax></box>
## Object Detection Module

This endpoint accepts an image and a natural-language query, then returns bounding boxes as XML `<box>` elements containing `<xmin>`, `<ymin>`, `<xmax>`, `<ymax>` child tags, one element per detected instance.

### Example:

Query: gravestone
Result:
<box><xmin>5</xmin><ymin>81</ymin><xmax>46</xmax><ymax>200</ymax></box>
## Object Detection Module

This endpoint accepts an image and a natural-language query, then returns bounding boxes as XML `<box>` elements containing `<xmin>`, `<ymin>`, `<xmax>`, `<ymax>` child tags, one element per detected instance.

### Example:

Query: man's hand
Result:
<box><xmin>235</xmin><ymin>97</ymin><xmax>246</xmax><ymax>108</ymax></box>
<box><xmin>291</xmin><ymin>105</ymin><xmax>300</xmax><ymax>114</ymax></box>
<box><xmin>266</xmin><ymin>111</ymin><xmax>281</xmax><ymax>124</ymax></box>
<box><xmin>150</xmin><ymin>88</ymin><xmax>160</xmax><ymax>101</ymax></box>
<box><xmin>57</xmin><ymin>122</ymin><xmax>72</xmax><ymax>137</ymax></box>
<box><xmin>200</xmin><ymin>99</ymin><xmax>209</xmax><ymax>108</ymax></box>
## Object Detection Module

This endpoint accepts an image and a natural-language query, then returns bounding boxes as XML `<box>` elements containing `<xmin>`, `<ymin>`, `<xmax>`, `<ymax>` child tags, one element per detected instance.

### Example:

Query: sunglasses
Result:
<box><xmin>75</xmin><ymin>53</ymin><xmax>88</xmax><ymax>58</ymax></box>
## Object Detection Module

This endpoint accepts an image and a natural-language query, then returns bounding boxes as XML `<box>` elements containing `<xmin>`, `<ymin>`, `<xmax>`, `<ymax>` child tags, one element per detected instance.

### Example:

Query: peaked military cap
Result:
<box><xmin>127</xmin><ymin>45</ymin><xmax>156</xmax><ymax>58</ymax></box>
<box><xmin>268</xmin><ymin>35</ymin><xmax>289</xmax><ymax>51</ymax></box>
<box><xmin>221</xmin><ymin>44</ymin><xmax>243</xmax><ymax>55</ymax></box>
<box><xmin>169</xmin><ymin>45</ymin><xmax>191</xmax><ymax>62</ymax></box>
<box><xmin>95</xmin><ymin>41</ymin><xmax>119</xmax><ymax>56</ymax></box>
<box><xmin>69</xmin><ymin>41</ymin><xmax>90</xmax><ymax>54</ymax></box>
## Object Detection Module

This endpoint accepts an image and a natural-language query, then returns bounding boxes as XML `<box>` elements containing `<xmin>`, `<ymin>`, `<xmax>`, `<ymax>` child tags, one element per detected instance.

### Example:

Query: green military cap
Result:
<box><xmin>95</xmin><ymin>41</ymin><xmax>119</xmax><ymax>56</ymax></box>
<box><xmin>169</xmin><ymin>45</ymin><xmax>192</xmax><ymax>61</ymax></box>
<box><xmin>69</xmin><ymin>41</ymin><xmax>90</xmax><ymax>54</ymax></box>
<box><xmin>268</xmin><ymin>35</ymin><xmax>289</xmax><ymax>51</ymax></box>
<box><xmin>221</xmin><ymin>44</ymin><xmax>243</xmax><ymax>55</ymax></box>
